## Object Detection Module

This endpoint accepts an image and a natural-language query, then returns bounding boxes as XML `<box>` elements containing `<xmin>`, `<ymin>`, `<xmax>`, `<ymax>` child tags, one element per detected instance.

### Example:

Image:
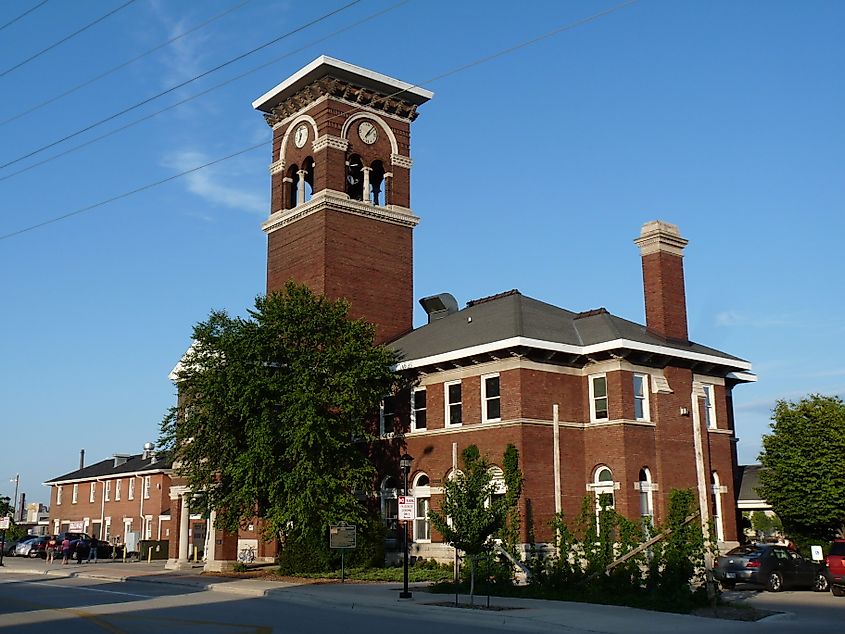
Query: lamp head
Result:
<box><xmin>399</xmin><ymin>453</ymin><xmax>413</xmax><ymax>470</ymax></box>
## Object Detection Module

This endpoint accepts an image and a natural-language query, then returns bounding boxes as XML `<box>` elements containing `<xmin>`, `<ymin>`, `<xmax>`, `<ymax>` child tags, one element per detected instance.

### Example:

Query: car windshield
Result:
<box><xmin>830</xmin><ymin>542</ymin><xmax>845</xmax><ymax>556</ymax></box>
<box><xmin>726</xmin><ymin>545</ymin><xmax>763</xmax><ymax>557</ymax></box>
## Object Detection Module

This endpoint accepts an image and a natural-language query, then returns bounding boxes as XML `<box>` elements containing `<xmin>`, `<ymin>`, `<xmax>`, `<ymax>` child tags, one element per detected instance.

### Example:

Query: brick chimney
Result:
<box><xmin>634</xmin><ymin>220</ymin><xmax>689</xmax><ymax>342</ymax></box>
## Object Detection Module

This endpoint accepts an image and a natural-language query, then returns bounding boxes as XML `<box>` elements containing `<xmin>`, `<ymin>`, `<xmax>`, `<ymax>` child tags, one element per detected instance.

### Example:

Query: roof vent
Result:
<box><xmin>419</xmin><ymin>293</ymin><xmax>459</xmax><ymax>323</ymax></box>
<box><xmin>113</xmin><ymin>454</ymin><xmax>130</xmax><ymax>468</ymax></box>
<box><xmin>142</xmin><ymin>442</ymin><xmax>155</xmax><ymax>460</ymax></box>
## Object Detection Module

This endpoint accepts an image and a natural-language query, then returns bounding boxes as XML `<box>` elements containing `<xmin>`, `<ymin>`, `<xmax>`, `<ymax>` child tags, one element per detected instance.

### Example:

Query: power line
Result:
<box><xmin>0</xmin><ymin>0</ymin><xmax>253</xmax><ymax>129</ymax></box>
<box><xmin>0</xmin><ymin>0</ymin><xmax>412</xmax><ymax>185</ymax></box>
<box><xmin>0</xmin><ymin>0</ymin><xmax>50</xmax><ymax>32</ymax></box>
<box><xmin>0</xmin><ymin>0</ymin><xmax>137</xmax><ymax>79</ymax></box>
<box><xmin>0</xmin><ymin>0</ymin><xmax>636</xmax><ymax>242</ymax></box>
<box><xmin>0</xmin><ymin>0</ymin><xmax>363</xmax><ymax>171</ymax></box>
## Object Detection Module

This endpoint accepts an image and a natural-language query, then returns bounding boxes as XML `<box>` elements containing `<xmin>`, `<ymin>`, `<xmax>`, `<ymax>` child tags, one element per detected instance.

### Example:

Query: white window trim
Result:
<box><xmin>57</xmin><ymin>486</ymin><xmax>63</xmax><ymax>505</ymax></box>
<box><xmin>633</xmin><ymin>373</ymin><xmax>650</xmax><ymax>421</ymax></box>
<box><xmin>481</xmin><ymin>373</ymin><xmax>501</xmax><ymax>423</ymax></box>
<box><xmin>128</xmin><ymin>478</ymin><xmax>135</xmax><ymax>500</ymax></box>
<box><xmin>638</xmin><ymin>468</ymin><xmax>654</xmax><ymax>521</ymax></box>
<box><xmin>444</xmin><ymin>380</ymin><xmax>462</xmax><ymax>427</ymax></box>
<box><xmin>72</xmin><ymin>483</ymin><xmax>78</xmax><ymax>504</ymax></box>
<box><xmin>143</xmin><ymin>476</ymin><xmax>151</xmax><ymax>500</ymax></box>
<box><xmin>89</xmin><ymin>482</ymin><xmax>96</xmax><ymax>503</ymax></box>
<box><xmin>589</xmin><ymin>373</ymin><xmax>609</xmax><ymax>421</ymax></box>
<box><xmin>411</xmin><ymin>473</ymin><xmax>431</xmax><ymax>543</ymax></box>
<box><xmin>712</xmin><ymin>472</ymin><xmax>725</xmax><ymax>542</ymax></box>
<box><xmin>379</xmin><ymin>394</ymin><xmax>397</xmax><ymax>437</ymax></box>
<box><xmin>702</xmin><ymin>384</ymin><xmax>717</xmax><ymax>429</ymax></box>
<box><xmin>410</xmin><ymin>387</ymin><xmax>426</xmax><ymax>432</ymax></box>
<box><xmin>104</xmin><ymin>481</ymin><xmax>111</xmax><ymax>502</ymax></box>
<box><xmin>115</xmin><ymin>479</ymin><xmax>122</xmax><ymax>501</ymax></box>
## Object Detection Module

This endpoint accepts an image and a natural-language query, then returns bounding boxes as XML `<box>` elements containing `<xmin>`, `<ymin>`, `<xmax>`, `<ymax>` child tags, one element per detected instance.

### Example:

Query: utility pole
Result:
<box><xmin>10</xmin><ymin>475</ymin><xmax>19</xmax><ymax>523</ymax></box>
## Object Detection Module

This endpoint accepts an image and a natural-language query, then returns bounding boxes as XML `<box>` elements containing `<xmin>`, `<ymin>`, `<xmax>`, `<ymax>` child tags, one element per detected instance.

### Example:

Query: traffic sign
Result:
<box><xmin>398</xmin><ymin>496</ymin><xmax>415</xmax><ymax>521</ymax></box>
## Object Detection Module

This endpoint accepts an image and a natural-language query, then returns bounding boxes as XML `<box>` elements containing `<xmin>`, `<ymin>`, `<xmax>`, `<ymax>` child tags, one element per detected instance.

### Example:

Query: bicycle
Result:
<box><xmin>237</xmin><ymin>545</ymin><xmax>256</xmax><ymax>563</ymax></box>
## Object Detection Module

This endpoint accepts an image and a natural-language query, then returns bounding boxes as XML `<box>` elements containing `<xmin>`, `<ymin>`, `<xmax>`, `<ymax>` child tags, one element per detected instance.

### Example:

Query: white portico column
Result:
<box><xmin>178</xmin><ymin>492</ymin><xmax>191</xmax><ymax>563</ymax></box>
<box><xmin>361</xmin><ymin>166</ymin><xmax>372</xmax><ymax>203</ymax></box>
<box><xmin>296</xmin><ymin>169</ymin><xmax>307</xmax><ymax>205</ymax></box>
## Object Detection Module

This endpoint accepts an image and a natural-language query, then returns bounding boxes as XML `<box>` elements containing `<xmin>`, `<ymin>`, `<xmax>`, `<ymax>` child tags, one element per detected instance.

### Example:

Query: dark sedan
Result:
<box><xmin>714</xmin><ymin>544</ymin><xmax>829</xmax><ymax>592</ymax></box>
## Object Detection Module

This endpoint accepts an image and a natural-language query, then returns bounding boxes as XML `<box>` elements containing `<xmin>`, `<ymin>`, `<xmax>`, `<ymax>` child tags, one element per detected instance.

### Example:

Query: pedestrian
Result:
<box><xmin>75</xmin><ymin>540</ymin><xmax>84</xmax><ymax>564</ymax></box>
<box><xmin>46</xmin><ymin>535</ymin><xmax>57</xmax><ymax>564</ymax></box>
<box><xmin>87</xmin><ymin>534</ymin><xmax>98</xmax><ymax>563</ymax></box>
<box><xmin>61</xmin><ymin>537</ymin><xmax>71</xmax><ymax>565</ymax></box>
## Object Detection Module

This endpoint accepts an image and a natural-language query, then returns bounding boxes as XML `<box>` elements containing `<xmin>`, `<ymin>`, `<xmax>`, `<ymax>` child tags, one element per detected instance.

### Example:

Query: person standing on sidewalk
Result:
<box><xmin>46</xmin><ymin>535</ymin><xmax>57</xmax><ymax>564</ymax></box>
<box><xmin>61</xmin><ymin>537</ymin><xmax>71</xmax><ymax>565</ymax></box>
<box><xmin>87</xmin><ymin>535</ymin><xmax>98</xmax><ymax>563</ymax></box>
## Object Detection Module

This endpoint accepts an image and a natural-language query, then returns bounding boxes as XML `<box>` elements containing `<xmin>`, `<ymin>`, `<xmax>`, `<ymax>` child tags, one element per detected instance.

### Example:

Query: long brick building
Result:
<box><xmin>168</xmin><ymin>56</ymin><xmax>755</xmax><ymax>569</ymax></box>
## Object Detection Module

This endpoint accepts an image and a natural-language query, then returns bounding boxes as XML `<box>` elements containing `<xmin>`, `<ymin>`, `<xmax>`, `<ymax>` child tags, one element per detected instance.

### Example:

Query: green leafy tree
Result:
<box><xmin>160</xmin><ymin>282</ymin><xmax>402</xmax><ymax>559</ymax></box>
<box><xmin>758</xmin><ymin>395</ymin><xmax>845</xmax><ymax>542</ymax></box>
<box><xmin>428</xmin><ymin>445</ymin><xmax>508</xmax><ymax>601</ymax></box>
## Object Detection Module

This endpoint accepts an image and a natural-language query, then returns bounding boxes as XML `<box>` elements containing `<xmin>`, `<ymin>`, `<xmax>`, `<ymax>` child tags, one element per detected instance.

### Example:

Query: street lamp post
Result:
<box><xmin>399</xmin><ymin>453</ymin><xmax>413</xmax><ymax>599</ymax></box>
<box><xmin>10</xmin><ymin>475</ymin><xmax>19</xmax><ymax>523</ymax></box>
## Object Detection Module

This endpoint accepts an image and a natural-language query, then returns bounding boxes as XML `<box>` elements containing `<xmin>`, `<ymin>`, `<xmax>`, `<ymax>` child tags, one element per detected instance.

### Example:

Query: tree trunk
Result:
<box><xmin>469</xmin><ymin>556</ymin><xmax>476</xmax><ymax>605</ymax></box>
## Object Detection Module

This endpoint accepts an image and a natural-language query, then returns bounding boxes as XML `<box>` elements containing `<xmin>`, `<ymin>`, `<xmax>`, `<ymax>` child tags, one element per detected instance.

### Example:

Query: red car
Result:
<box><xmin>826</xmin><ymin>539</ymin><xmax>845</xmax><ymax>596</ymax></box>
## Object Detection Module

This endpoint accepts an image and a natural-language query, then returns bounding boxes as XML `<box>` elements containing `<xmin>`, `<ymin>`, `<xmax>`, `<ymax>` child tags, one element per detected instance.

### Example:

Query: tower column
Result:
<box><xmin>296</xmin><ymin>170</ymin><xmax>307</xmax><ymax>205</ymax></box>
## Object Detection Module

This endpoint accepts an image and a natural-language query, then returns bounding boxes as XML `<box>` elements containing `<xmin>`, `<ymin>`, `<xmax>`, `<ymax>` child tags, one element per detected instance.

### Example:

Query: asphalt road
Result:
<box><xmin>0</xmin><ymin>574</ymin><xmax>557</xmax><ymax>634</ymax></box>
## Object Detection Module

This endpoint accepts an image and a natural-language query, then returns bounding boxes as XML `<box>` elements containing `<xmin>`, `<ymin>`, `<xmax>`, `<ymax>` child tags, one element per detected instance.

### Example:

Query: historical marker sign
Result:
<box><xmin>329</xmin><ymin>524</ymin><xmax>356</xmax><ymax>549</ymax></box>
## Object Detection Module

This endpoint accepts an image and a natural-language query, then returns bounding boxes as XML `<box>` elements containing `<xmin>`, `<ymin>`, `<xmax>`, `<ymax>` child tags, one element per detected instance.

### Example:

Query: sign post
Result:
<box><xmin>329</xmin><ymin>523</ymin><xmax>356</xmax><ymax>583</ymax></box>
<box><xmin>0</xmin><ymin>516</ymin><xmax>9</xmax><ymax>567</ymax></box>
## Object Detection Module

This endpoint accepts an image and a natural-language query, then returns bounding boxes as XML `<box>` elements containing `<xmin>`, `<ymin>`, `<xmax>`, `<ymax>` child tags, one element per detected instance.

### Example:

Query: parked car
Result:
<box><xmin>13</xmin><ymin>536</ymin><xmax>41</xmax><ymax>557</ymax></box>
<box><xmin>15</xmin><ymin>536</ymin><xmax>50</xmax><ymax>558</ymax></box>
<box><xmin>825</xmin><ymin>539</ymin><xmax>845</xmax><ymax>597</ymax></box>
<box><xmin>2</xmin><ymin>537</ymin><xmax>27</xmax><ymax>556</ymax></box>
<box><xmin>54</xmin><ymin>533</ymin><xmax>114</xmax><ymax>559</ymax></box>
<box><xmin>714</xmin><ymin>544</ymin><xmax>829</xmax><ymax>592</ymax></box>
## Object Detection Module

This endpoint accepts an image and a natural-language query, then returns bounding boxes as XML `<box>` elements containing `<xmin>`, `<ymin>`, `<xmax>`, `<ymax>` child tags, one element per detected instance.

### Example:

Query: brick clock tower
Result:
<box><xmin>252</xmin><ymin>57</ymin><xmax>433</xmax><ymax>344</ymax></box>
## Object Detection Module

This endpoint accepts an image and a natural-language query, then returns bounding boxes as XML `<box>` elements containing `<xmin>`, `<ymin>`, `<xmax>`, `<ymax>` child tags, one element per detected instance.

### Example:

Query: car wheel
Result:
<box><xmin>721</xmin><ymin>581</ymin><xmax>736</xmax><ymax>590</ymax></box>
<box><xmin>767</xmin><ymin>571</ymin><xmax>784</xmax><ymax>592</ymax></box>
<box><xmin>832</xmin><ymin>585</ymin><xmax>845</xmax><ymax>597</ymax></box>
<box><xmin>813</xmin><ymin>573</ymin><xmax>830</xmax><ymax>592</ymax></box>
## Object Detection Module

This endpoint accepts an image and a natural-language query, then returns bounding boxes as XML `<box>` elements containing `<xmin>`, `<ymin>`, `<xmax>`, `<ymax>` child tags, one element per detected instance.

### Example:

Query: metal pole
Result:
<box><xmin>341</xmin><ymin>550</ymin><xmax>345</xmax><ymax>584</ymax></box>
<box><xmin>11</xmin><ymin>475</ymin><xmax>19</xmax><ymax>523</ymax></box>
<box><xmin>0</xmin><ymin>529</ymin><xmax>5</xmax><ymax>567</ymax></box>
<box><xmin>400</xmin><ymin>464</ymin><xmax>412</xmax><ymax>599</ymax></box>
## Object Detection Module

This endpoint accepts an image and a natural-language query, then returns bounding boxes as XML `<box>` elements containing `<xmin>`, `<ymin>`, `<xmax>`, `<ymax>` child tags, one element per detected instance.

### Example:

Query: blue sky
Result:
<box><xmin>1</xmin><ymin>0</ymin><xmax>843</xmax><ymax>508</ymax></box>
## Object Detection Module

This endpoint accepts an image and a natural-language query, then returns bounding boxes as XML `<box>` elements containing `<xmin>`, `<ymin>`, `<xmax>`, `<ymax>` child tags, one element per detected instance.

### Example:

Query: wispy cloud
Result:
<box><xmin>147</xmin><ymin>0</ymin><xmax>211</xmax><ymax>87</ymax></box>
<box><xmin>162</xmin><ymin>150</ymin><xmax>265</xmax><ymax>215</ymax></box>
<box><xmin>714</xmin><ymin>310</ymin><xmax>794</xmax><ymax>328</ymax></box>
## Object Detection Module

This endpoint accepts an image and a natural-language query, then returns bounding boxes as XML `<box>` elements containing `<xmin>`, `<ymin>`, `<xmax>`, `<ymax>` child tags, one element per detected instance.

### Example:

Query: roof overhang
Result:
<box><xmin>252</xmin><ymin>55</ymin><xmax>433</xmax><ymax>113</ymax></box>
<box><xmin>44</xmin><ymin>468</ymin><xmax>170</xmax><ymax>486</ymax></box>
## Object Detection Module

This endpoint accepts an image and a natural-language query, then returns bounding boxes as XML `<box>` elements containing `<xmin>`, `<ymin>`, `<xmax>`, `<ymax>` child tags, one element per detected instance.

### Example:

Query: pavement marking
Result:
<box><xmin>11</xmin><ymin>577</ymin><xmax>153</xmax><ymax>598</ymax></box>
<box><xmin>0</xmin><ymin>595</ymin><xmax>129</xmax><ymax>634</ymax></box>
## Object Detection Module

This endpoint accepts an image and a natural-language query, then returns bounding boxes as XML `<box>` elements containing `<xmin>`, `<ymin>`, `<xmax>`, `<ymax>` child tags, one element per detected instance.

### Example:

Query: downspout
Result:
<box><xmin>139</xmin><ymin>475</ymin><xmax>145</xmax><ymax>541</ymax></box>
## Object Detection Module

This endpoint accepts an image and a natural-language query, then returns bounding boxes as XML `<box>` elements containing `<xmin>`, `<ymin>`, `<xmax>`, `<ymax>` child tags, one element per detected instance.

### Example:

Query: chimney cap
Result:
<box><xmin>634</xmin><ymin>220</ymin><xmax>688</xmax><ymax>256</ymax></box>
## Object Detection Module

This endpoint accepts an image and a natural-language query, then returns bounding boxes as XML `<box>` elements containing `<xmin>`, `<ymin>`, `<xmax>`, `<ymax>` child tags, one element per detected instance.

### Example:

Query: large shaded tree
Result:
<box><xmin>758</xmin><ymin>394</ymin><xmax>845</xmax><ymax>542</ymax></box>
<box><xmin>160</xmin><ymin>282</ymin><xmax>401</xmax><ymax>550</ymax></box>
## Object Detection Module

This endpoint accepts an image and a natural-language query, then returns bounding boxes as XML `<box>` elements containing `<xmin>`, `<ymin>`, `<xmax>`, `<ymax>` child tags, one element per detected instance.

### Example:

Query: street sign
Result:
<box><xmin>0</xmin><ymin>517</ymin><xmax>9</xmax><ymax>530</ymax></box>
<box><xmin>398</xmin><ymin>496</ymin><xmax>415</xmax><ymax>521</ymax></box>
<box><xmin>329</xmin><ymin>524</ymin><xmax>356</xmax><ymax>549</ymax></box>
<box><xmin>811</xmin><ymin>545</ymin><xmax>824</xmax><ymax>561</ymax></box>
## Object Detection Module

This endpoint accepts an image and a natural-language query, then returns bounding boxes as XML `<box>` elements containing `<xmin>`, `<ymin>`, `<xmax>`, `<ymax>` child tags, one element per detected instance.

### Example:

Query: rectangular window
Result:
<box><xmin>105</xmin><ymin>481</ymin><xmax>111</xmax><ymax>502</ymax></box>
<box><xmin>702</xmin><ymin>384</ymin><xmax>716</xmax><ymax>429</ymax></box>
<box><xmin>414</xmin><ymin>497</ymin><xmax>431</xmax><ymax>541</ymax></box>
<box><xmin>482</xmin><ymin>374</ymin><xmax>501</xmax><ymax>422</ymax></box>
<box><xmin>445</xmin><ymin>380</ymin><xmax>462</xmax><ymax>426</ymax></box>
<box><xmin>57</xmin><ymin>486</ymin><xmax>63</xmax><ymax>505</ymax></box>
<box><xmin>89</xmin><ymin>482</ymin><xmax>96</xmax><ymax>503</ymax></box>
<box><xmin>590</xmin><ymin>375</ymin><xmax>609</xmax><ymax>420</ymax></box>
<box><xmin>104</xmin><ymin>517</ymin><xmax>111</xmax><ymax>540</ymax></box>
<box><xmin>633</xmin><ymin>373</ymin><xmax>649</xmax><ymax>420</ymax></box>
<box><xmin>128</xmin><ymin>478</ymin><xmax>135</xmax><ymax>500</ymax></box>
<box><xmin>411</xmin><ymin>388</ymin><xmax>427</xmax><ymax>431</ymax></box>
<box><xmin>144</xmin><ymin>517</ymin><xmax>153</xmax><ymax>540</ymax></box>
<box><xmin>380</xmin><ymin>394</ymin><xmax>397</xmax><ymax>435</ymax></box>
<box><xmin>143</xmin><ymin>476</ymin><xmax>151</xmax><ymax>500</ymax></box>
<box><xmin>115</xmin><ymin>479</ymin><xmax>122</xmax><ymax>501</ymax></box>
<box><xmin>72</xmin><ymin>483</ymin><xmax>78</xmax><ymax>504</ymax></box>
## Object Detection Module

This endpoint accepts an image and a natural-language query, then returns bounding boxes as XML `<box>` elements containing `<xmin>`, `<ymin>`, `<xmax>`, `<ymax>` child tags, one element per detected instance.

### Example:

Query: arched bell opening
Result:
<box><xmin>302</xmin><ymin>157</ymin><xmax>315</xmax><ymax>202</ymax></box>
<box><xmin>369</xmin><ymin>160</ymin><xmax>385</xmax><ymax>205</ymax></box>
<box><xmin>346</xmin><ymin>154</ymin><xmax>364</xmax><ymax>201</ymax></box>
<box><xmin>286</xmin><ymin>164</ymin><xmax>298</xmax><ymax>209</ymax></box>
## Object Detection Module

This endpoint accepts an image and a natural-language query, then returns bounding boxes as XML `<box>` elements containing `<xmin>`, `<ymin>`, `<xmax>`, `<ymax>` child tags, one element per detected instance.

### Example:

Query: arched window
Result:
<box><xmin>301</xmin><ymin>157</ymin><xmax>315</xmax><ymax>202</ymax></box>
<box><xmin>488</xmin><ymin>466</ymin><xmax>506</xmax><ymax>507</ymax></box>
<box><xmin>346</xmin><ymin>155</ymin><xmax>364</xmax><ymax>201</ymax></box>
<box><xmin>638</xmin><ymin>467</ymin><xmax>654</xmax><ymax>529</ymax></box>
<box><xmin>593</xmin><ymin>466</ymin><xmax>615</xmax><ymax>526</ymax></box>
<box><xmin>711</xmin><ymin>471</ymin><xmax>725</xmax><ymax>542</ymax></box>
<box><xmin>380</xmin><ymin>476</ymin><xmax>398</xmax><ymax>542</ymax></box>
<box><xmin>412</xmin><ymin>473</ymin><xmax>431</xmax><ymax>542</ymax></box>
<box><xmin>286</xmin><ymin>164</ymin><xmax>298</xmax><ymax>209</ymax></box>
<box><xmin>369</xmin><ymin>160</ymin><xmax>385</xmax><ymax>205</ymax></box>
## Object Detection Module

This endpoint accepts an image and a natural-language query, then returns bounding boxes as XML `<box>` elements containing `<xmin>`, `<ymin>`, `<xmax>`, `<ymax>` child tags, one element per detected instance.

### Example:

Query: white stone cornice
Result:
<box><xmin>391</xmin><ymin>153</ymin><xmax>412</xmax><ymax>169</ymax></box>
<box><xmin>268</xmin><ymin>159</ymin><xmax>285</xmax><ymax>175</ymax></box>
<box><xmin>262</xmin><ymin>189</ymin><xmax>420</xmax><ymax>234</ymax></box>
<box><xmin>312</xmin><ymin>134</ymin><xmax>348</xmax><ymax>153</ymax></box>
<box><xmin>634</xmin><ymin>220</ymin><xmax>689</xmax><ymax>256</ymax></box>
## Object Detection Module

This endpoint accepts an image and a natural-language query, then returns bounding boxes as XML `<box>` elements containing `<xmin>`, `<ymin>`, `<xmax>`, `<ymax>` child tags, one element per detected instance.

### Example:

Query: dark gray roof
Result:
<box><xmin>45</xmin><ymin>454</ymin><xmax>171</xmax><ymax>484</ymax></box>
<box><xmin>738</xmin><ymin>464</ymin><xmax>765</xmax><ymax>501</ymax></box>
<box><xmin>391</xmin><ymin>290</ymin><xmax>749</xmax><ymax>370</ymax></box>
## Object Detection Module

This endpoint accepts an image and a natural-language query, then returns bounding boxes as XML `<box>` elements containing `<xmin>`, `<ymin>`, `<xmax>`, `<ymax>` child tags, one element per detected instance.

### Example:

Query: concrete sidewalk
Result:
<box><xmin>0</xmin><ymin>555</ymin><xmax>791</xmax><ymax>633</ymax></box>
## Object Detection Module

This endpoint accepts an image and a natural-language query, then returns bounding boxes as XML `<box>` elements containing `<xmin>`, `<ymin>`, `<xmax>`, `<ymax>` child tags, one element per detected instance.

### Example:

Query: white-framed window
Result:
<box><xmin>72</xmin><ymin>483</ymin><xmax>78</xmax><ymax>504</ymax></box>
<box><xmin>638</xmin><ymin>467</ymin><xmax>654</xmax><ymax>527</ymax></box>
<box><xmin>380</xmin><ymin>476</ymin><xmax>399</xmax><ymax>542</ymax></box>
<box><xmin>633</xmin><ymin>373</ymin><xmax>650</xmax><ymax>420</ymax></box>
<box><xmin>128</xmin><ymin>478</ymin><xmax>135</xmax><ymax>500</ymax></box>
<box><xmin>592</xmin><ymin>465</ymin><xmax>615</xmax><ymax>526</ymax></box>
<box><xmin>380</xmin><ymin>394</ymin><xmax>398</xmax><ymax>436</ymax></box>
<box><xmin>702</xmin><ymin>384</ymin><xmax>716</xmax><ymax>429</ymax></box>
<box><xmin>57</xmin><ymin>486</ymin><xmax>63</xmax><ymax>505</ymax></box>
<box><xmin>488</xmin><ymin>466</ymin><xmax>506</xmax><ymax>508</ymax></box>
<box><xmin>411</xmin><ymin>388</ymin><xmax>427</xmax><ymax>431</ymax></box>
<box><xmin>104</xmin><ymin>517</ymin><xmax>112</xmax><ymax>540</ymax></box>
<box><xmin>589</xmin><ymin>374</ymin><xmax>609</xmax><ymax>421</ymax></box>
<box><xmin>115</xmin><ymin>479</ymin><xmax>122</xmax><ymax>501</ymax></box>
<box><xmin>143</xmin><ymin>476</ymin><xmax>151</xmax><ymax>500</ymax></box>
<box><xmin>481</xmin><ymin>373</ymin><xmax>501</xmax><ymax>423</ymax></box>
<box><xmin>144</xmin><ymin>516</ymin><xmax>153</xmax><ymax>540</ymax></box>
<box><xmin>712</xmin><ymin>471</ymin><xmax>725</xmax><ymax>542</ymax></box>
<box><xmin>89</xmin><ymin>482</ymin><xmax>96</xmax><ymax>503</ymax></box>
<box><xmin>53</xmin><ymin>519</ymin><xmax>60</xmax><ymax>534</ymax></box>
<box><xmin>412</xmin><ymin>473</ymin><xmax>431</xmax><ymax>542</ymax></box>
<box><xmin>104</xmin><ymin>481</ymin><xmax>111</xmax><ymax>502</ymax></box>
<box><xmin>445</xmin><ymin>380</ymin><xmax>462</xmax><ymax>426</ymax></box>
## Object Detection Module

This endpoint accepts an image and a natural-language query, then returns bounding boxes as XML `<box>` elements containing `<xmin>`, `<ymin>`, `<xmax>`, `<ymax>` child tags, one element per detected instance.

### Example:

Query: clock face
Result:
<box><xmin>293</xmin><ymin>124</ymin><xmax>308</xmax><ymax>148</ymax></box>
<box><xmin>358</xmin><ymin>121</ymin><xmax>378</xmax><ymax>145</ymax></box>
